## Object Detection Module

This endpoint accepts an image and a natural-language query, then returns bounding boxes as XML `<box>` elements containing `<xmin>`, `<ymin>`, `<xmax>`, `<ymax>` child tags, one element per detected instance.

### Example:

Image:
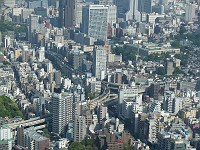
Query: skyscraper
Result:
<box><xmin>28</xmin><ymin>14</ymin><xmax>42</xmax><ymax>43</ymax></box>
<box><xmin>52</xmin><ymin>88</ymin><xmax>73</xmax><ymax>135</ymax></box>
<box><xmin>138</xmin><ymin>0</ymin><xmax>153</xmax><ymax>13</ymax></box>
<box><xmin>93</xmin><ymin>44</ymin><xmax>107</xmax><ymax>80</ymax></box>
<box><xmin>58</xmin><ymin>0</ymin><xmax>64</xmax><ymax>28</ymax></box>
<box><xmin>82</xmin><ymin>5</ymin><xmax>108</xmax><ymax>41</ymax></box>
<box><xmin>64</xmin><ymin>0</ymin><xmax>76</xmax><ymax>28</ymax></box>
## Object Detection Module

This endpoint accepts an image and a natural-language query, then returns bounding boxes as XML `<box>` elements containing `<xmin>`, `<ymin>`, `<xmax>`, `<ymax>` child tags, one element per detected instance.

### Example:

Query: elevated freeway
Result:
<box><xmin>7</xmin><ymin>114</ymin><xmax>51</xmax><ymax>130</ymax></box>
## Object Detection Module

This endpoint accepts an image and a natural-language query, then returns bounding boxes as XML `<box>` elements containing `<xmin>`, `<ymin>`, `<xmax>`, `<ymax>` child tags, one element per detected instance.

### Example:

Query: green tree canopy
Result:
<box><xmin>0</xmin><ymin>96</ymin><xmax>23</xmax><ymax>118</ymax></box>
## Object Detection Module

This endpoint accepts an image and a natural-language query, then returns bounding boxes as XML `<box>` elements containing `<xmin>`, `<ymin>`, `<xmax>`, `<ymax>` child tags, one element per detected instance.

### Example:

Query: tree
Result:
<box><xmin>69</xmin><ymin>142</ymin><xmax>84</xmax><ymax>150</ymax></box>
<box><xmin>179</xmin><ymin>26</ymin><xmax>187</xmax><ymax>34</ymax></box>
<box><xmin>156</xmin><ymin>67</ymin><xmax>165</xmax><ymax>75</ymax></box>
<box><xmin>43</xmin><ymin>128</ymin><xmax>50</xmax><ymax>138</ymax></box>
<box><xmin>124</xmin><ymin>144</ymin><xmax>132</xmax><ymax>150</ymax></box>
<box><xmin>173</xmin><ymin>67</ymin><xmax>184</xmax><ymax>75</ymax></box>
<box><xmin>88</xmin><ymin>93</ymin><xmax>95</xmax><ymax>100</ymax></box>
<box><xmin>0</xmin><ymin>96</ymin><xmax>23</xmax><ymax>118</ymax></box>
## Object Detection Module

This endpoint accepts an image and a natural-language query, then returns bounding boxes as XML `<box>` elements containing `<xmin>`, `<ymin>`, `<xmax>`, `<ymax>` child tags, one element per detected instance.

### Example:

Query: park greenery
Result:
<box><xmin>171</xmin><ymin>26</ymin><xmax>200</xmax><ymax>48</ymax></box>
<box><xmin>0</xmin><ymin>20</ymin><xmax>27</xmax><ymax>39</ymax></box>
<box><xmin>173</xmin><ymin>67</ymin><xmax>184</xmax><ymax>75</ymax></box>
<box><xmin>69</xmin><ymin>136</ymin><xmax>98</xmax><ymax>150</ymax></box>
<box><xmin>88</xmin><ymin>92</ymin><xmax>96</xmax><ymax>100</ymax></box>
<box><xmin>112</xmin><ymin>45</ymin><xmax>136</xmax><ymax>61</ymax></box>
<box><xmin>0</xmin><ymin>96</ymin><xmax>23</xmax><ymax>118</ymax></box>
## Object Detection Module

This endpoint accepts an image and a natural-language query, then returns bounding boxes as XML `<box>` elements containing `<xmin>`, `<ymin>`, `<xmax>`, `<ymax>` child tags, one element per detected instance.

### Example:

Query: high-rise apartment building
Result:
<box><xmin>157</xmin><ymin>131</ymin><xmax>171</xmax><ymax>150</ymax></box>
<box><xmin>0</xmin><ymin>125</ymin><xmax>12</xmax><ymax>140</ymax></box>
<box><xmin>52</xmin><ymin>88</ymin><xmax>73</xmax><ymax>135</ymax></box>
<box><xmin>16</xmin><ymin>125</ymin><xmax>24</xmax><ymax>146</ymax></box>
<box><xmin>73</xmin><ymin>115</ymin><xmax>86</xmax><ymax>142</ymax></box>
<box><xmin>82</xmin><ymin>5</ymin><xmax>108</xmax><ymax>41</ymax></box>
<box><xmin>163</xmin><ymin>92</ymin><xmax>182</xmax><ymax>114</ymax></box>
<box><xmin>92</xmin><ymin>44</ymin><xmax>107</xmax><ymax>80</ymax></box>
<box><xmin>97</xmin><ymin>104</ymin><xmax>108</xmax><ymax>125</ymax></box>
<box><xmin>64</xmin><ymin>0</ymin><xmax>76</xmax><ymax>28</ymax></box>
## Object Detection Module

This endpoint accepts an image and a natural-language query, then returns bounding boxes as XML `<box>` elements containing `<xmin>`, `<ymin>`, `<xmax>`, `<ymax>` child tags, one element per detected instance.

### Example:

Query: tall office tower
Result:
<box><xmin>185</xmin><ymin>3</ymin><xmax>196</xmax><ymax>22</ymax></box>
<box><xmin>93</xmin><ymin>44</ymin><xmax>107</xmax><ymax>80</ymax></box>
<box><xmin>115</xmin><ymin>0</ymin><xmax>140</xmax><ymax>21</ymax></box>
<box><xmin>28</xmin><ymin>14</ymin><xmax>40</xmax><ymax>42</ymax></box>
<box><xmin>107</xmin><ymin>5</ymin><xmax>117</xmax><ymax>37</ymax></box>
<box><xmin>52</xmin><ymin>88</ymin><xmax>73</xmax><ymax>135</ymax></box>
<box><xmin>115</xmin><ymin>0</ymin><xmax>129</xmax><ymax>17</ymax></box>
<box><xmin>54</xmin><ymin>71</ymin><xmax>61</xmax><ymax>86</ymax></box>
<box><xmin>138</xmin><ymin>0</ymin><xmax>153</xmax><ymax>13</ymax></box>
<box><xmin>107</xmin><ymin>5</ymin><xmax>117</xmax><ymax>26</ymax></box>
<box><xmin>58</xmin><ymin>0</ymin><xmax>64</xmax><ymax>28</ymax></box>
<box><xmin>82</xmin><ymin>5</ymin><xmax>108</xmax><ymax>41</ymax></box>
<box><xmin>76</xmin><ymin>1</ymin><xmax>85</xmax><ymax>27</ymax></box>
<box><xmin>73</xmin><ymin>115</ymin><xmax>86</xmax><ymax>142</ymax></box>
<box><xmin>64</xmin><ymin>0</ymin><xmax>77</xmax><ymax>28</ymax></box>
<box><xmin>125</xmin><ymin>0</ymin><xmax>134</xmax><ymax>20</ymax></box>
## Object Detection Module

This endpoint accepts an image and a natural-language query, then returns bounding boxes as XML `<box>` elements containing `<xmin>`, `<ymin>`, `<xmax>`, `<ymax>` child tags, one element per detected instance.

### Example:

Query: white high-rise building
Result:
<box><xmin>185</xmin><ymin>3</ymin><xmax>196</xmax><ymax>22</ymax></box>
<box><xmin>52</xmin><ymin>88</ymin><xmax>73</xmax><ymax>135</ymax></box>
<box><xmin>164</xmin><ymin>93</ymin><xmax>182</xmax><ymax>114</ymax></box>
<box><xmin>4</xmin><ymin>35</ymin><xmax>11</xmax><ymax>48</ymax></box>
<box><xmin>46</xmin><ymin>62</ymin><xmax>53</xmax><ymax>73</ymax></box>
<box><xmin>82</xmin><ymin>5</ymin><xmax>108</xmax><ymax>41</ymax></box>
<box><xmin>125</xmin><ymin>0</ymin><xmax>134</xmax><ymax>20</ymax></box>
<box><xmin>0</xmin><ymin>125</ymin><xmax>12</xmax><ymax>140</ymax></box>
<box><xmin>73</xmin><ymin>115</ymin><xmax>86</xmax><ymax>142</ymax></box>
<box><xmin>92</xmin><ymin>45</ymin><xmax>107</xmax><ymax>79</ymax></box>
<box><xmin>76</xmin><ymin>2</ymin><xmax>86</xmax><ymax>27</ymax></box>
<box><xmin>107</xmin><ymin>5</ymin><xmax>117</xmax><ymax>26</ymax></box>
<box><xmin>38</xmin><ymin>47</ymin><xmax>45</xmax><ymax>62</ymax></box>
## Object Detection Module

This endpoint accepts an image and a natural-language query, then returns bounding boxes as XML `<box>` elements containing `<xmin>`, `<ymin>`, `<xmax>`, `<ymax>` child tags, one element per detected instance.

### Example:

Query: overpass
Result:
<box><xmin>7</xmin><ymin>114</ymin><xmax>51</xmax><ymax>130</ymax></box>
